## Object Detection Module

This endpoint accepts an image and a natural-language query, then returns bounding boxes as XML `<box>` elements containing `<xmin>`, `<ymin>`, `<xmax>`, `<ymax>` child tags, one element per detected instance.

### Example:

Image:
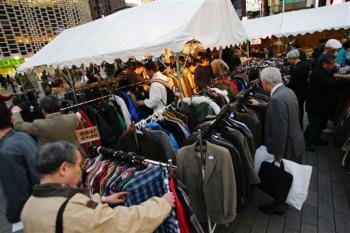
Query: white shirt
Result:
<box><xmin>144</xmin><ymin>72</ymin><xmax>170</xmax><ymax>112</ymax></box>
<box><xmin>80</xmin><ymin>75</ymin><xmax>89</xmax><ymax>83</ymax></box>
<box><xmin>270</xmin><ymin>83</ymin><xmax>283</xmax><ymax>97</ymax></box>
<box><xmin>112</xmin><ymin>95</ymin><xmax>131</xmax><ymax>126</ymax></box>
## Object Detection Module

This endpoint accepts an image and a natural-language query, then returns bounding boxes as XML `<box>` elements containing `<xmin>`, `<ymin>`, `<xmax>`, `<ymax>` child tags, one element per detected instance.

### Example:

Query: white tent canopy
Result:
<box><xmin>242</xmin><ymin>2</ymin><xmax>350</xmax><ymax>40</ymax></box>
<box><xmin>18</xmin><ymin>0</ymin><xmax>247</xmax><ymax>72</ymax></box>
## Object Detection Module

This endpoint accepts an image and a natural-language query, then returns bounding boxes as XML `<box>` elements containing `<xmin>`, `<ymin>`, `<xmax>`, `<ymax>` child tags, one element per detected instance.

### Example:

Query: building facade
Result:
<box><xmin>0</xmin><ymin>0</ymin><xmax>92</xmax><ymax>75</ymax></box>
<box><xmin>89</xmin><ymin>0</ymin><xmax>126</xmax><ymax>19</ymax></box>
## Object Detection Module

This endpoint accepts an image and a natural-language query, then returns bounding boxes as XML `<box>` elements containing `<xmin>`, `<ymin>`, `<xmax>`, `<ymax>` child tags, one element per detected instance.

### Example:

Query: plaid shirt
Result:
<box><xmin>124</xmin><ymin>165</ymin><xmax>179</xmax><ymax>233</ymax></box>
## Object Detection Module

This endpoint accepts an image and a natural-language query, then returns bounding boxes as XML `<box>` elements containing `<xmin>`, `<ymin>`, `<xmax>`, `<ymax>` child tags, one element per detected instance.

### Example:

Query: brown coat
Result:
<box><xmin>21</xmin><ymin>185</ymin><xmax>171</xmax><ymax>233</ymax></box>
<box><xmin>13</xmin><ymin>112</ymin><xmax>79</xmax><ymax>147</ymax></box>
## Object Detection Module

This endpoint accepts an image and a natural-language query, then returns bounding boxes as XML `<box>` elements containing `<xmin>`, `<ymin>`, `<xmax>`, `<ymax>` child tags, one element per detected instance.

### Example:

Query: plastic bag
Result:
<box><xmin>254</xmin><ymin>146</ymin><xmax>313</xmax><ymax>210</ymax></box>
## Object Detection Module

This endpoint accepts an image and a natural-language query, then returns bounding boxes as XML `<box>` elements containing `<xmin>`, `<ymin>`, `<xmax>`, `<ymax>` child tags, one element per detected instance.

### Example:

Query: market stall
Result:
<box><xmin>18</xmin><ymin>0</ymin><xmax>247</xmax><ymax>72</ymax></box>
<box><xmin>242</xmin><ymin>2</ymin><xmax>350</xmax><ymax>40</ymax></box>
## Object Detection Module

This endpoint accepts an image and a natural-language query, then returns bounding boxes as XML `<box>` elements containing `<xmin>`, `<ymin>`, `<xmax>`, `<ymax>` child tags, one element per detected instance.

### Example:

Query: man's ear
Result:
<box><xmin>58</xmin><ymin>161</ymin><xmax>69</xmax><ymax>177</ymax></box>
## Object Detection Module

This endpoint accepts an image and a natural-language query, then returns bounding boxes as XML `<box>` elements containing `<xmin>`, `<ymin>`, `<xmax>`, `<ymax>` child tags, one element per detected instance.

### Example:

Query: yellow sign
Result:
<box><xmin>0</xmin><ymin>58</ymin><xmax>24</xmax><ymax>68</ymax></box>
<box><xmin>75</xmin><ymin>126</ymin><xmax>100</xmax><ymax>144</ymax></box>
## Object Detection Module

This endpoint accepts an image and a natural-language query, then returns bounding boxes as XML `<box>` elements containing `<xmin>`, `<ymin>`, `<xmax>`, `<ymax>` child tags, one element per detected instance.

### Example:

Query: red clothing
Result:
<box><xmin>169</xmin><ymin>177</ymin><xmax>191</xmax><ymax>233</ymax></box>
<box><xmin>0</xmin><ymin>94</ymin><xmax>13</xmax><ymax>101</ymax></box>
<box><xmin>0</xmin><ymin>94</ymin><xmax>13</xmax><ymax>107</ymax></box>
<box><xmin>79</xmin><ymin>110</ymin><xmax>101</xmax><ymax>153</ymax></box>
<box><xmin>223</xmin><ymin>80</ymin><xmax>239</xmax><ymax>94</ymax></box>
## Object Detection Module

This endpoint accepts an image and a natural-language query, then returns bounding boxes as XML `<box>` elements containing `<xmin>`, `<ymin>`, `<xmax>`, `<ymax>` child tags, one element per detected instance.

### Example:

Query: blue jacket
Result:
<box><xmin>0</xmin><ymin>129</ymin><xmax>39</xmax><ymax>223</ymax></box>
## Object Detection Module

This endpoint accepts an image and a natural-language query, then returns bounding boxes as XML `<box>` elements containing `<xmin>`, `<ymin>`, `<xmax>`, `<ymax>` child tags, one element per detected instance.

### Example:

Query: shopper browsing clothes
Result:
<box><xmin>194</xmin><ymin>52</ymin><xmax>214</xmax><ymax>91</ymax></box>
<box><xmin>250</xmin><ymin>67</ymin><xmax>306</xmax><ymax>215</ymax></box>
<box><xmin>305</xmin><ymin>54</ymin><xmax>350</xmax><ymax>152</ymax></box>
<box><xmin>137</xmin><ymin>60</ymin><xmax>176</xmax><ymax>112</ymax></box>
<box><xmin>21</xmin><ymin>141</ymin><xmax>175</xmax><ymax>233</ymax></box>
<box><xmin>286</xmin><ymin>49</ymin><xmax>310</xmax><ymax>128</ymax></box>
<box><xmin>11</xmin><ymin>95</ymin><xmax>81</xmax><ymax>147</ymax></box>
<box><xmin>0</xmin><ymin>105</ymin><xmax>39</xmax><ymax>229</ymax></box>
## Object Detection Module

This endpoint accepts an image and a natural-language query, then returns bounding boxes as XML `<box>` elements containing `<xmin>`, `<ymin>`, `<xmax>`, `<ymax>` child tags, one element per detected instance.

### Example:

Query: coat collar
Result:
<box><xmin>32</xmin><ymin>183</ymin><xmax>86</xmax><ymax>198</ymax></box>
<box><xmin>188</xmin><ymin>140</ymin><xmax>217</xmax><ymax>183</ymax></box>
<box><xmin>47</xmin><ymin>112</ymin><xmax>63</xmax><ymax>119</ymax></box>
<box><xmin>0</xmin><ymin>129</ymin><xmax>15</xmax><ymax>147</ymax></box>
<box><xmin>270</xmin><ymin>83</ymin><xmax>284</xmax><ymax>97</ymax></box>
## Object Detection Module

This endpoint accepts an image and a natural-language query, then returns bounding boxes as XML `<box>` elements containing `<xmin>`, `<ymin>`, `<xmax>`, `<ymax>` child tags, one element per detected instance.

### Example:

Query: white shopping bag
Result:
<box><xmin>254</xmin><ymin>146</ymin><xmax>313</xmax><ymax>210</ymax></box>
<box><xmin>254</xmin><ymin>145</ymin><xmax>274</xmax><ymax>173</ymax></box>
<box><xmin>283</xmin><ymin>159</ymin><xmax>312</xmax><ymax>210</ymax></box>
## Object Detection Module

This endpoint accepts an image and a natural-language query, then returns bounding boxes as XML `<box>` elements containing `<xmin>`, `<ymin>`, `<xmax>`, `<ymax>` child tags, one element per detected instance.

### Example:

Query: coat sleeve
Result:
<box><xmin>144</xmin><ymin>83</ymin><xmax>163</xmax><ymax>109</ymax></box>
<box><xmin>267</xmin><ymin>98</ymin><xmax>289</xmax><ymax>158</ymax></box>
<box><xmin>0</xmin><ymin>151</ymin><xmax>36</xmax><ymax>223</ymax></box>
<box><xmin>222</xmin><ymin>152</ymin><xmax>237</xmax><ymax>220</ymax></box>
<box><xmin>71</xmin><ymin>195</ymin><xmax>172</xmax><ymax>233</ymax></box>
<box><xmin>12</xmin><ymin>112</ymin><xmax>39</xmax><ymax>136</ymax></box>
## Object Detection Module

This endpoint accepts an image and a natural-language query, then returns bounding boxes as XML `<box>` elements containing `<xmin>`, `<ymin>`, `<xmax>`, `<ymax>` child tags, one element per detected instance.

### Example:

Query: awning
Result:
<box><xmin>242</xmin><ymin>2</ymin><xmax>350</xmax><ymax>40</ymax></box>
<box><xmin>18</xmin><ymin>0</ymin><xmax>247</xmax><ymax>72</ymax></box>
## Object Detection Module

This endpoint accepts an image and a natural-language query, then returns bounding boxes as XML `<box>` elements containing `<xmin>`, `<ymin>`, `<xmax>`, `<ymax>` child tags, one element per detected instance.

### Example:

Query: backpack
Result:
<box><xmin>152</xmin><ymin>80</ymin><xmax>176</xmax><ymax>105</ymax></box>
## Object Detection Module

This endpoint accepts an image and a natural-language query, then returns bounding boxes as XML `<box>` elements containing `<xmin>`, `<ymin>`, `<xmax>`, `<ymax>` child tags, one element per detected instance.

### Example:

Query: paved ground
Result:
<box><xmin>215</xmin><ymin>134</ymin><xmax>350</xmax><ymax>233</ymax></box>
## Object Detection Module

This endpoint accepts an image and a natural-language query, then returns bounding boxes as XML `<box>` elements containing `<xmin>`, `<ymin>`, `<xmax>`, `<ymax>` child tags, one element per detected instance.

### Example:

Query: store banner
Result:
<box><xmin>0</xmin><ymin>58</ymin><xmax>24</xmax><ymax>68</ymax></box>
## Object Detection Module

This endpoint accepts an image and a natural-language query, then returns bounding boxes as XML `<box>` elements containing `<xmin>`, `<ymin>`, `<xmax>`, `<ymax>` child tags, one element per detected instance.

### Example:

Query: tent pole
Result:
<box><xmin>175</xmin><ymin>52</ymin><xmax>184</xmax><ymax>99</ymax></box>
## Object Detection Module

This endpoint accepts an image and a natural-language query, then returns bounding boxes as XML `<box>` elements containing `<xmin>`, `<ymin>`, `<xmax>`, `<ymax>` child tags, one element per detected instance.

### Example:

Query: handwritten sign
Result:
<box><xmin>75</xmin><ymin>126</ymin><xmax>100</xmax><ymax>144</ymax></box>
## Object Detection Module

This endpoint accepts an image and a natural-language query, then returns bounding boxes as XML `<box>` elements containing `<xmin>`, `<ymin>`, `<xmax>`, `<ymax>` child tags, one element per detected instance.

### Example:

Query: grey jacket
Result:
<box><xmin>176</xmin><ymin>140</ymin><xmax>236</xmax><ymax>224</ymax></box>
<box><xmin>13</xmin><ymin>112</ymin><xmax>79</xmax><ymax>147</ymax></box>
<box><xmin>265</xmin><ymin>85</ymin><xmax>306</xmax><ymax>161</ymax></box>
<box><xmin>0</xmin><ymin>130</ymin><xmax>39</xmax><ymax>223</ymax></box>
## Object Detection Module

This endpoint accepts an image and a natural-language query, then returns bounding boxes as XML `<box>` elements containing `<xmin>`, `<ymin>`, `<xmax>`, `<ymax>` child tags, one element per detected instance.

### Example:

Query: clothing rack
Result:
<box><xmin>60</xmin><ymin>94</ymin><xmax>112</xmax><ymax>111</ymax></box>
<box><xmin>89</xmin><ymin>145</ymin><xmax>176</xmax><ymax>170</ymax></box>
<box><xmin>134</xmin><ymin>102</ymin><xmax>176</xmax><ymax>128</ymax></box>
<box><xmin>202</xmin><ymin>104</ymin><xmax>231</xmax><ymax>138</ymax></box>
<box><xmin>60</xmin><ymin>81</ymin><xmax>144</xmax><ymax>111</ymax></box>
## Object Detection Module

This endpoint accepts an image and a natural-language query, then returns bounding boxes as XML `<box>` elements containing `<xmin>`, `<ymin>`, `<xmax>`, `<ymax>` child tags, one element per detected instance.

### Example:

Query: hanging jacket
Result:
<box><xmin>177</xmin><ymin>141</ymin><xmax>237</xmax><ymax>224</ymax></box>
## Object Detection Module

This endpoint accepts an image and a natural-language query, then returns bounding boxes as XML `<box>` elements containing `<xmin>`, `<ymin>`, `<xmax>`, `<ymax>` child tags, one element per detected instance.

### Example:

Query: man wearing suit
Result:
<box><xmin>250</xmin><ymin>67</ymin><xmax>306</xmax><ymax>215</ymax></box>
<box><xmin>11</xmin><ymin>95</ymin><xmax>81</xmax><ymax>148</ymax></box>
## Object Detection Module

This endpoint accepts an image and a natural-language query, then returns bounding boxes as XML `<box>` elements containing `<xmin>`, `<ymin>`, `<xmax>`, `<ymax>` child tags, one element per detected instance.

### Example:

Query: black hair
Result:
<box><xmin>144</xmin><ymin>60</ymin><xmax>158</xmax><ymax>72</ymax></box>
<box><xmin>36</xmin><ymin>141</ymin><xmax>79</xmax><ymax>175</ymax></box>
<box><xmin>38</xmin><ymin>95</ymin><xmax>61</xmax><ymax>113</ymax></box>
<box><xmin>135</xmin><ymin>61</ymin><xmax>143</xmax><ymax>69</ymax></box>
<box><xmin>126</xmin><ymin>58</ymin><xmax>136</xmax><ymax>69</ymax></box>
<box><xmin>157</xmin><ymin>62</ymin><xmax>167</xmax><ymax>72</ymax></box>
<box><xmin>201</xmin><ymin>52</ymin><xmax>212</xmax><ymax>62</ymax></box>
<box><xmin>343</xmin><ymin>40</ymin><xmax>350</xmax><ymax>50</ymax></box>
<box><xmin>0</xmin><ymin>105</ymin><xmax>11</xmax><ymax>130</ymax></box>
<box><xmin>179</xmin><ymin>56</ymin><xmax>185</xmax><ymax>63</ymax></box>
<box><xmin>319</xmin><ymin>54</ymin><xmax>336</xmax><ymax>65</ymax></box>
<box><xmin>320</xmin><ymin>39</ymin><xmax>327</xmax><ymax>44</ymax></box>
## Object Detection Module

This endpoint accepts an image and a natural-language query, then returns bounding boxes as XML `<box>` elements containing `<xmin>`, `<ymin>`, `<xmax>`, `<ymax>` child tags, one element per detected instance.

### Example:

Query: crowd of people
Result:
<box><xmin>0</xmin><ymin>37</ymin><xmax>349</xmax><ymax>232</ymax></box>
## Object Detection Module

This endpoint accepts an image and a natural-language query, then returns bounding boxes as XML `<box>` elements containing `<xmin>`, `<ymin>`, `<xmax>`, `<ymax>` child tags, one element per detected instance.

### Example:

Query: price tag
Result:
<box><xmin>75</xmin><ymin>126</ymin><xmax>100</xmax><ymax>144</ymax></box>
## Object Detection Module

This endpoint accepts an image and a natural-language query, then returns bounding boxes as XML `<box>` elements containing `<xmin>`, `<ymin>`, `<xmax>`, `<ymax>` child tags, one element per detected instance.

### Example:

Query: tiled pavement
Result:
<box><xmin>0</xmin><ymin>118</ymin><xmax>349</xmax><ymax>233</ymax></box>
<box><xmin>215</xmin><ymin>136</ymin><xmax>350</xmax><ymax>233</ymax></box>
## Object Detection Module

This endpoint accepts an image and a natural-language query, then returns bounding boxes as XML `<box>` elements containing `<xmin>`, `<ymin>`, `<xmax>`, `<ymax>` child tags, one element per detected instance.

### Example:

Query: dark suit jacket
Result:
<box><xmin>177</xmin><ymin>141</ymin><xmax>236</xmax><ymax>224</ymax></box>
<box><xmin>265</xmin><ymin>85</ymin><xmax>306</xmax><ymax>161</ymax></box>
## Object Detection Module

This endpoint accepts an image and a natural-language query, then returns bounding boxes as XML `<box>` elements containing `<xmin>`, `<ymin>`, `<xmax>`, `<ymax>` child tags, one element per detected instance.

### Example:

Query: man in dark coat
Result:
<box><xmin>286</xmin><ymin>49</ymin><xmax>310</xmax><ymax>128</ymax></box>
<box><xmin>0</xmin><ymin>105</ymin><xmax>39</xmax><ymax>225</ymax></box>
<box><xmin>305</xmin><ymin>54</ymin><xmax>350</xmax><ymax>151</ymax></box>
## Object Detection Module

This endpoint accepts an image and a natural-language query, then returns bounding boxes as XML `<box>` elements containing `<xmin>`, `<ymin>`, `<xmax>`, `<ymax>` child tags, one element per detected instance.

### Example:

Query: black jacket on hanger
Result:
<box><xmin>119</xmin><ymin>129</ymin><xmax>168</xmax><ymax>162</ymax></box>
